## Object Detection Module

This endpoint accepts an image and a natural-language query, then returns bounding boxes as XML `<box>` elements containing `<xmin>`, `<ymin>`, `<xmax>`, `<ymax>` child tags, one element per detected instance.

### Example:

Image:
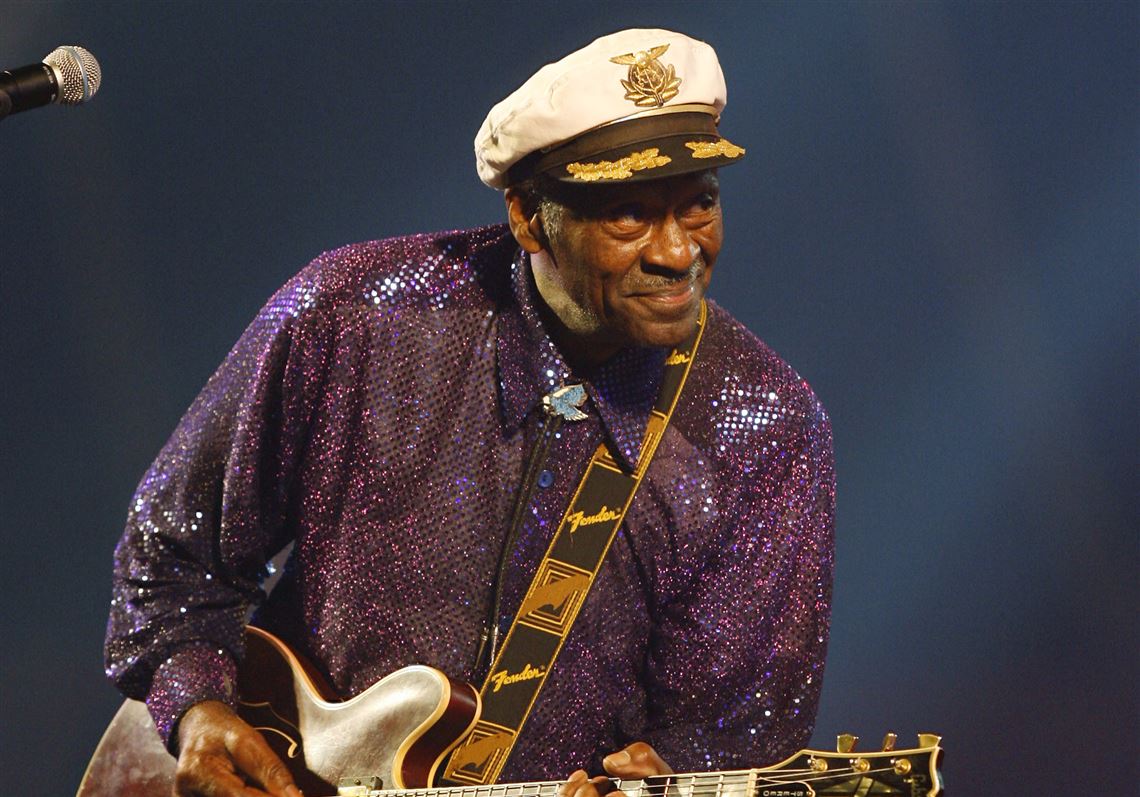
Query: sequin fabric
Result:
<box><xmin>105</xmin><ymin>224</ymin><xmax>835</xmax><ymax>779</ymax></box>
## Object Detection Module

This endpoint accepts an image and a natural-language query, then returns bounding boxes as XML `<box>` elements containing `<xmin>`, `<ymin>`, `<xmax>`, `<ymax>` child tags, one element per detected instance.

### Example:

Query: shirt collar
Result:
<box><xmin>495</xmin><ymin>251</ymin><xmax>665</xmax><ymax>471</ymax></box>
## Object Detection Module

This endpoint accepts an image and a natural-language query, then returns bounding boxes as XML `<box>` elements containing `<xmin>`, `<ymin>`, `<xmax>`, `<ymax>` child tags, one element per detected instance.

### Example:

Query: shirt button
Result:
<box><xmin>537</xmin><ymin>469</ymin><xmax>555</xmax><ymax>488</ymax></box>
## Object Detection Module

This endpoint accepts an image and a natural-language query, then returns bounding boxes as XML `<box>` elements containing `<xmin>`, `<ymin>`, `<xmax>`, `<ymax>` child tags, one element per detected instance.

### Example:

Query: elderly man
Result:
<box><xmin>105</xmin><ymin>29</ymin><xmax>834</xmax><ymax>797</ymax></box>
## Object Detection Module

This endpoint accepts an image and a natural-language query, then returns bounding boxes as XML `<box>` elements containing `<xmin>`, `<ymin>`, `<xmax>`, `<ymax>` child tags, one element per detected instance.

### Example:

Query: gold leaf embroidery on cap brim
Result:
<box><xmin>610</xmin><ymin>44</ymin><xmax>682</xmax><ymax>108</ymax></box>
<box><xmin>685</xmin><ymin>139</ymin><xmax>746</xmax><ymax>159</ymax></box>
<box><xmin>566</xmin><ymin>148</ymin><xmax>672</xmax><ymax>182</ymax></box>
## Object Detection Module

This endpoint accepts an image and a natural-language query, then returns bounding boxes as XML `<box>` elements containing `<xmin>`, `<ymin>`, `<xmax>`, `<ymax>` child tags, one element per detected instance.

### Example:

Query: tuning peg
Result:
<box><xmin>917</xmin><ymin>733</ymin><xmax>942</xmax><ymax>748</ymax></box>
<box><xmin>881</xmin><ymin>732</ymin><xmax>897</xmax><ymax>752</ymax></box>
<box><xmin>837</xmin><ymin>733</ymin><xmax>858</xmax><ymax>754</ymax></box>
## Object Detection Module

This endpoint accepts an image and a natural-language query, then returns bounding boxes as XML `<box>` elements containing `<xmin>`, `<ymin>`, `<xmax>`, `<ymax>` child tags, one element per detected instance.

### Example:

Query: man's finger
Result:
<box><xmin>174</xmin><ymin>752</ymin><xmax>259</xmax><ymax>797</ymax></box>
<box><xmin>557</xmin><ymin>769</ymin><xmax>589</xmax><ymax>797</ymax></box>
<box><xmin>227</xmin><ymin>731</ymin><xmax>303</xmax><ymax>797</ymax></box>
<box><xmin>559</xmin><ymin>773</ymin><xmax>622</xmax><ymax>797</ymax></box>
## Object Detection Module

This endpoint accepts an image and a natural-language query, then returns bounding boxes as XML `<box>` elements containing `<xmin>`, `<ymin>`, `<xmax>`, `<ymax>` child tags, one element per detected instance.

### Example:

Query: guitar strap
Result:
<box><xmin>442</xmin><ymin>301</ymin><xmax>708</xmax><ymax>786</ymax></box>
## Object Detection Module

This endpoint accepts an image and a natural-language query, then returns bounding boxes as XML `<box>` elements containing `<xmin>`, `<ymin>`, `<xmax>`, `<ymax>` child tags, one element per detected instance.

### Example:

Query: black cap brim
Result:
<box><xmin>507</xmin><ymin>111</ymin><xmax>746</xmax><ymax>185</ymax></box>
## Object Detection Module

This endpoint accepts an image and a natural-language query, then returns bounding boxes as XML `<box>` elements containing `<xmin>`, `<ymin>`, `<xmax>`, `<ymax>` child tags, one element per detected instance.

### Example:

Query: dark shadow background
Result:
<box><xmin>1</xmin><ymin>1</ymin><xmax>1135</xmax><ymax>793</ymax></box>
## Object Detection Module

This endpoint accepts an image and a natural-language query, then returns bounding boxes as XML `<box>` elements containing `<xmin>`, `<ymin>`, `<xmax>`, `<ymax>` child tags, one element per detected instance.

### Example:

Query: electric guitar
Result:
<box><xmin>77</xmin><ymin>626</ymin><xmax>944</xmax><ymax>797</ymax></box>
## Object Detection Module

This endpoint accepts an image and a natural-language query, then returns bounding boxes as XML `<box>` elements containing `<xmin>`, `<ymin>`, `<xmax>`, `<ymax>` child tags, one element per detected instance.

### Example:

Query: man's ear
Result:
<box><xmin>505</xmin><ymin>188</ymin><xmax>545</xmax><ymax>254</ymax></box>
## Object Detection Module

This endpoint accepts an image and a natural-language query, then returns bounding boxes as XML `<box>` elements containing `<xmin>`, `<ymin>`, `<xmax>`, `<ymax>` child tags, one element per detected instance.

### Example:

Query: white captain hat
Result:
<box><xmin>475</xmin><ymin>28</ymin><xmax>746</xmax><ymax>188</ymax></box>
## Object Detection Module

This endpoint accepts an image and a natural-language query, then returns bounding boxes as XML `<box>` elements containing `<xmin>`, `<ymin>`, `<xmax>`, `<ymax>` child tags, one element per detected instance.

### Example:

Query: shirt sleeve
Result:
<box><xmin>640</xmin><ymin>397</ymin><xmax>835</xmax><ymax>770</ymax></box>
<box><xmin>103</xmin><ymin>278</ymin><xmax>334</xmax><ymax>750</ymax></box>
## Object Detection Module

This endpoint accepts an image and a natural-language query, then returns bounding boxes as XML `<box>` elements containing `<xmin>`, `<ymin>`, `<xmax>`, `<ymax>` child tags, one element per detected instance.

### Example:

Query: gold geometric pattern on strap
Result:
<box><xmin>516</xmin><ymin>560</ymin><xmax>593</xmax><ymax>635</ymax></box>
<box><xmin>594</xmin><ymin>446</ymin><xmax>623</xmax><ymax>471</ymax></box>
<box><xmin>444</xmin><ymin>721</ymin><xmax>516</xmax><ymax>785</ymax></box>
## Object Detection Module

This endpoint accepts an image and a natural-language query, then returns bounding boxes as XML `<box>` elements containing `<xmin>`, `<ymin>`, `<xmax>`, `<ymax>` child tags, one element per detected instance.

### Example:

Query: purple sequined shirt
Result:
<box><xmin>105</xmin><ymin>224</ymin><xmax>834</xmax><ymax>780</ymax></box>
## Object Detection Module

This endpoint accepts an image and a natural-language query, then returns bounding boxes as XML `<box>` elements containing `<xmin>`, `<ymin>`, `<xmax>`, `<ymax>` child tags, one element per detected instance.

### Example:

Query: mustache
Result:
<box><xmin>625</xmin><ymin>256</ymin><xmax>705</xmax><ymax>293</ymax></box>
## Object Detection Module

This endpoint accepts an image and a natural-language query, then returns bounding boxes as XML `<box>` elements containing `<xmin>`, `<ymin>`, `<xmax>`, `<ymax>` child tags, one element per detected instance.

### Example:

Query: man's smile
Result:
<box><xmin>629</xmin><ymin>280</ymin><xmax>697</xmax><ymax>306</ymax></box>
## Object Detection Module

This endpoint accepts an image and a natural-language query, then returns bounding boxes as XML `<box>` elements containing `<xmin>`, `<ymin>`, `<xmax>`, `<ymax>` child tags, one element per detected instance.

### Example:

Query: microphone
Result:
<box><xmin>0</xmin><ymin>46</ymin><xmax>102</xmax><ymax>121</ymax></box>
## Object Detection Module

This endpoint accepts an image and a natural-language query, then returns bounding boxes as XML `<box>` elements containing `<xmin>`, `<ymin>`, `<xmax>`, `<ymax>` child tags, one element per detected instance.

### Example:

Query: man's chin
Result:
<box><xmin>624</xmin><ymin>312</ymin><xmax>701</xmax><ymax>351</ymax></box>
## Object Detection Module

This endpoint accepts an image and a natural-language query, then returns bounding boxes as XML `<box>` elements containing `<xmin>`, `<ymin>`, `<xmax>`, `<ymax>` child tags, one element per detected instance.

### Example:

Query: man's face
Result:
<box><xmin>528</xmin><ymin>171</ymin><xmax>723</xmax><ymax>362</ymax></box>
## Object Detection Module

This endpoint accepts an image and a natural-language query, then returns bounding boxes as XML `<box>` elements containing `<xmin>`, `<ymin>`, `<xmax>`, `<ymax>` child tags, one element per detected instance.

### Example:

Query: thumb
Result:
<box><xmin>603</xmin><ymin>742</ymin><xmax>672</xmax><ymax>778</ymax></box>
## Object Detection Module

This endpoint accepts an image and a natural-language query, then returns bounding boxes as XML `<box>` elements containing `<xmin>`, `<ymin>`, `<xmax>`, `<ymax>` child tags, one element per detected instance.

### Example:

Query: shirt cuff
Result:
<box><xmin>145</xmin><ymin>642</ymin><xmax>238</xmax><ymax>752</ymax></box>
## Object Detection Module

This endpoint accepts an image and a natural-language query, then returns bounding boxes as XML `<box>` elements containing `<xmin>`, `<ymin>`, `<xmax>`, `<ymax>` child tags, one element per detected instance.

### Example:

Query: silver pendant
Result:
<box><xmin>543</xmin><ymin>384</ymin><xmax>589</xmax><ymax>421</ymax></box>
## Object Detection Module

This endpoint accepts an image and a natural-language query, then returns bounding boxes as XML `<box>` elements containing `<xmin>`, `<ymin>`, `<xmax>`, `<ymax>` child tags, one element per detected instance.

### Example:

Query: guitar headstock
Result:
<box><xmin>756</xmin><ymin>732</ymin><xmax>944</xmax><ymax>796</ymax></box>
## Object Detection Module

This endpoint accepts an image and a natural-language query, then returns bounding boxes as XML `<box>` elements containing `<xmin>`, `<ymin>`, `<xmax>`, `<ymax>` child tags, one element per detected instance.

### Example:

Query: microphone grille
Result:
<box><xmin>43</xmin><ymin>45</ymin><xmax>102</xmax><ymax>105</ymax></box>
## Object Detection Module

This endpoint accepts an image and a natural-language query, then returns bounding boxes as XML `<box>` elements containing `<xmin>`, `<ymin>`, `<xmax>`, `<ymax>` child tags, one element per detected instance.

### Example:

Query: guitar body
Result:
<box><xmin>76</xmin><ymin>698</ymin><xmax>175</xmax><ymax>797</ymax></box>
<box><xmin>77</xmin><ymin>626</ymin><xmax>480</xmax><ymax>797</ymax></box>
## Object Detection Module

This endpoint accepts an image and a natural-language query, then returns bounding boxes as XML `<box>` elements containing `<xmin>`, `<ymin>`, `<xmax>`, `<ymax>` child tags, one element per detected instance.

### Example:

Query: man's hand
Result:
<box><xmin>559</xmin><ymin>742</ymin><xmax>672</xmax><ymax>797</ymax></box>
<box><xmin>174</xmin><ymin>700</ymin><xmax>304</xmax><ymax>797</ymax></box>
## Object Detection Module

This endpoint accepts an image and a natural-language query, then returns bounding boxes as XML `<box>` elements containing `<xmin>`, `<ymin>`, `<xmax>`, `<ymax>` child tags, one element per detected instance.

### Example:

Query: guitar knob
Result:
<box><xmin>837</xmin><ymin>733</ymin><xmax>858</xmax><ymax>754</ymax></box>
<box><xmin>881</xmin><ymin>732</ymin><xmax>897</xmax><ymax>752</ymax></box>
<box><xmin>917</xmin><ymin>733</ymin><xmax>942</xmax><ymax>748</ymax></box>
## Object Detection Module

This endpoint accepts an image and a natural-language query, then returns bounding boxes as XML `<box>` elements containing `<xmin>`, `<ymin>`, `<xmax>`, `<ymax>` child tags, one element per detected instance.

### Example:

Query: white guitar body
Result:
<box><xmin>78</xmin><ymin>626</ymin><xmax>481</xmax><ymax>796</ymax></box>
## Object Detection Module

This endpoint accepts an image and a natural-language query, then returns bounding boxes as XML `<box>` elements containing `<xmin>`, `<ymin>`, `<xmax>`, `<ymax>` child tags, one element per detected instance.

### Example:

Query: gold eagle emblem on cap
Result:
<box><xmin>610</xmin><ymin>44</ymin><xmax>682</xmax><ymax>108</ymax></box>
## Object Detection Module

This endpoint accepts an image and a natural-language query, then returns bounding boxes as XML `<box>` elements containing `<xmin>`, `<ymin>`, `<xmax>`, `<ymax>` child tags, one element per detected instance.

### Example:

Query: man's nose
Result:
<box><xmin>643</xmin><ymin>216</ymin><xmax>699</xmax><ymax>273</ymax></box>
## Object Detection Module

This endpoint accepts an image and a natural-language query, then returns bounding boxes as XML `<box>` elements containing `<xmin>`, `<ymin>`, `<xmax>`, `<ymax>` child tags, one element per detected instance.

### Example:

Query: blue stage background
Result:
<box><xmin>1</xmin><ymin>2</ymin><xmax>1135</xmax><ymax>793</ymax></box>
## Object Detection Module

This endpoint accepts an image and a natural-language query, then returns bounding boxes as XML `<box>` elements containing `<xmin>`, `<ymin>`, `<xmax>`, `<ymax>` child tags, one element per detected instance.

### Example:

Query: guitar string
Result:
<box><xmin>377</xmin><ymin>761</ymin><xmax>924</xmax><ymax>797</ymax></box>
<box><xmin>761</xmin><ymin>765</ymin><xmax>899</xmax><ymax>786</ymax></box>
<box><xmin>375</xmin><ymin>772</ymin><xmax>814</xmax><ymax>796</ymax></box>
<box><xmin>368</xmin><ymin>766</ymin><xmax>912</xmax><ymax>797</ymax></box>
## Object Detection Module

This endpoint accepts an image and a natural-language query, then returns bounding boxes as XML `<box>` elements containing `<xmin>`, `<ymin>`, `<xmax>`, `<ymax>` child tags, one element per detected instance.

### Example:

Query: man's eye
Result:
<box><xmin>687</xmin><ymin>193</ymin><xmax>718</xmax><ymax>214</ymax></box>
<box><xmin>607</xmin><ymin>204</ymin><xmax>646</xmax><ymax>224</ymax></box>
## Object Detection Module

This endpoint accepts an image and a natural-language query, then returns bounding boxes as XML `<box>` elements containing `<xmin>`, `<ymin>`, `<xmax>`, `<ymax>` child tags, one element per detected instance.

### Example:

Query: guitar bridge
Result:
<box><xmin>337</xmin><ymin>775</ymin><xmax>383</xmax><ymax>796</ymax></box>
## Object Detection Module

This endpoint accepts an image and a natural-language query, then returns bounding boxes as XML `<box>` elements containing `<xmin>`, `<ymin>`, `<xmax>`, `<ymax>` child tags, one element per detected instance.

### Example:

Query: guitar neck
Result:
<box><xmin>373</xmin><ymin>771</ymin><xmax>766</xmax><ymax>797</ymax></box>
<box><xmin>364</xmin><ymin>750</ymin><xmax>942</xmax><ymax>797</ymax></box>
